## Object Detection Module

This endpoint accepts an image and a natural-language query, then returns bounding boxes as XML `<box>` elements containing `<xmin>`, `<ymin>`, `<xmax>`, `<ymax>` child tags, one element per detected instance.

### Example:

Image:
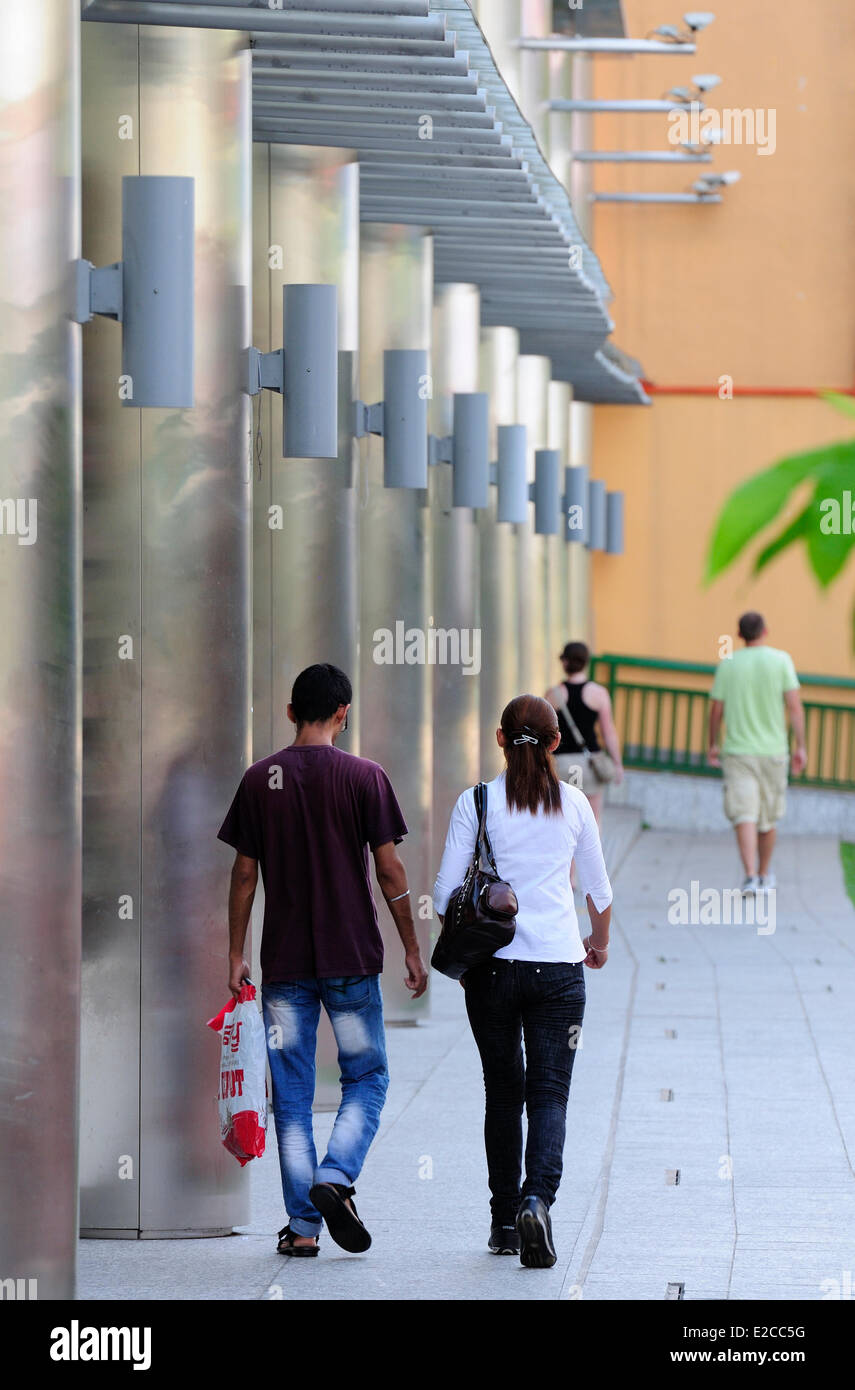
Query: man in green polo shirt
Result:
<box><xmin>708</xmin><ymin>612</ymin><xmax>806</xmax><ymax>895</ymax></box>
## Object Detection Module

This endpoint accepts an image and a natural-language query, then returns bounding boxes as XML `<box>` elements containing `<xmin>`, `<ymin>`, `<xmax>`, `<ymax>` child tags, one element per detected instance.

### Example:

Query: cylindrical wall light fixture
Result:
<box><xmin>122</xmin><ymin>175</ymin><xmax>194</xmax><ymax>408</ymax></box>
<box><xmin>606</xmin><ymin>490</ymin><xmax>625</xmax><ymax>554</ymax></box>
<box><xmin>247</xmin><ymin>283</ymin><xmax>339</xmax><ymax>456</ymax></box>
<box><xmin>534</xmin><ymin>448</ymin><xmax>561</xmax><ymax>535</ymax></box>
<box><xmin>383</xmin><ymin>348</ymin><xmax>429</xmax><ymax>488</ymax></box>
<box><xmin>587</xmin><ymin>478</ymin><xmax>607</xmax><ymax>550</ymax></box>
<box><xmin>283</xmin><ymin>283</ymin><xmax>338</xmax><ymax>458</ymax></box>
<box><xmin>496</xmin><ymin>423</ymin><xmax>528</xmax><ymax>523</ymax></box>
<box><xmin>451</xmin><ymin>392</ymin><xmax>489</xmax><ymax>508</ymax></box>
<box><xmin>564</xmin><ymin>464</ymin><xmax>588</xmax><ymax>543</ymax></box>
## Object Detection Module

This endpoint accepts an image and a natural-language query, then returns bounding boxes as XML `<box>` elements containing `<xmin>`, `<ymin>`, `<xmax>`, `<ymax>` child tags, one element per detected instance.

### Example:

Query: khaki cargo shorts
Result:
<box><xmin>722</xmin><ymin>754</ymin><xmax>789</xmax><ymax>831</ymax></box>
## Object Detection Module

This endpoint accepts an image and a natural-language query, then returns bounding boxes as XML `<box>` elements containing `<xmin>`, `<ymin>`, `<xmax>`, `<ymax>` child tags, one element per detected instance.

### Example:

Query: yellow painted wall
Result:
<box><xmin>589</xmin><ymin>0</ymin><xmax>855</xmax><ymax>676</ymax></box>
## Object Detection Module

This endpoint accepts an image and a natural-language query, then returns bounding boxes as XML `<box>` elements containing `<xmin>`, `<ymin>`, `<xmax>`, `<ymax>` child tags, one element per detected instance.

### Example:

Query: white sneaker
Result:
<box><xmin>741</xmin><ymin>875</ymin><xmax>760</xmax><ymax>895</ymax></box>
<box><xmin>758</xmin><ymin>873</ymin><xmax>776</xmax><ymax>893</ymax></box>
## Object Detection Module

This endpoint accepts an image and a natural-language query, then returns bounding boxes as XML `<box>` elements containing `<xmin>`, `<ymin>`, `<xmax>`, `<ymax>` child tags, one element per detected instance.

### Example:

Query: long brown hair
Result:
<box><xmin>500</xmin><ymin>694</ymin><xmax>562</xmax><ymax>816</ymax></box>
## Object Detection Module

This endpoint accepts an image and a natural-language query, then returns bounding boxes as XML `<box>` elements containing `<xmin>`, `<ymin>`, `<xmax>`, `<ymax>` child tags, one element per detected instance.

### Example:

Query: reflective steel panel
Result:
<box><xmin>548</xmin><ymin>380</ymin><xmax>571</xmax><ymax>675</ymax></box>
<box><xmin>79</xmin><ymin>18</ymin><xmax>143</xmax><ymax>1236</ymax></box>
<box><xmin>359</xmin><ymin>224</ymin><xmax>432</xmax><ymax>1022</ymax></box>
<box><xmin>0</xmin><ymin>0</ymin><xmax>82</xmax><ymax>1298</ymax></box>
<box><xmin>137</xmin><ymin>23</ymin><xmax>253</xmax><ymax>1236</ymax></box>
<box><xmin>430</xmin><ymin>283</ymin><xmax>481</xmax><ymax>878</ymax></box>
<box><xmin>568</xmin><ymin>400</ymin><xmax>592</xmax><ymax>640</ymax></box>
<box><xmin>80</xmin><ymin>21</ymin><xmax>253</xmax><ymax>1235</ymax></box>
<box><xmin>478</xmin><ymin>326</ymin><xmax>519</xmax><ymax>775</ymax></box>
<box><xmin>516</xmin><ymin>354</ymin><xmax>551</xmax><ymax>692</ymax></box>
<box><xmin>252</xmin><ymin>143</ymin><xmax>360</xmax><ymax>1106</ymax></box>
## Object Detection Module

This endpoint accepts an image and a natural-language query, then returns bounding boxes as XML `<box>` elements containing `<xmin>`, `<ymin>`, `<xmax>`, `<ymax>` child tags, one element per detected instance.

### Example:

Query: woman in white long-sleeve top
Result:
<box><xmin>433</xmin><ymin>694</ymin><xmax>613</xmax><ymax>1268</ymax></box>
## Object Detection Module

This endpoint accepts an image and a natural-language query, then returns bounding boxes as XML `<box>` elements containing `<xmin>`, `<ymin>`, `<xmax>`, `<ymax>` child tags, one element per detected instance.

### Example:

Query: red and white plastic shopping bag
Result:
<box><xmin>206</xmin><ymin>982</ymin><xmax>268</xmax><ymax>1166</ymax></box>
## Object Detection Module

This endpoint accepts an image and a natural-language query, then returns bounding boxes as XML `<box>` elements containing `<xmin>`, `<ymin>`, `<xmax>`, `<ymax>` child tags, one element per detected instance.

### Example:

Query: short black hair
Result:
<box><xmin>290</xmin><ymin>663</ymin><xmax>352</xmax><ymax>725</ymax></box>
<box><xmin>738</xmin><ymin>611</ymin><xmax>766</xmax><ymax>642</ymax></box>
<box><xmin>559</xmin><ymin>641</ymin><xmax>590</xmax><ymax>675</ymax></box>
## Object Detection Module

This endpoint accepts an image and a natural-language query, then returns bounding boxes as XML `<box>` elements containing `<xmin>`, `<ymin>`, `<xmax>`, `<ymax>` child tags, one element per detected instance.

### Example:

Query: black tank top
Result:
<box><xmin>556</xmin><ymin>680</ymin><xmax>600</xmax><ymax>754</ymax></box>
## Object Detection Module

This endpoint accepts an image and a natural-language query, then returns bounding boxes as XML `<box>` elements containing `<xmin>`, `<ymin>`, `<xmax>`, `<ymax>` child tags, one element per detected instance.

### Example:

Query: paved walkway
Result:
<box><xmin>79</xmin><ymin>811</ymin><xmax>855</xmax><ymax>1301</ymax></box>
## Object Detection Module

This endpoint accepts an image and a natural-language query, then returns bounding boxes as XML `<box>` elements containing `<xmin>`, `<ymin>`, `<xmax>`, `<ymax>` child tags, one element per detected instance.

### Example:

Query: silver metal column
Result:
<box><xmin>78</xmin><ymin>16</ymin><xmax>141</xmax><ymax>1241</ymax></box>
<box><xmin>478</xmin><ymin>326</ymin><xmax>519</xmax><ymax>775</ymax></box>
<box><xmin>516</xmin><ymin>354</ymin><xmax>551</xmax><ymax>692</ymax></box>
<box><xmin>252</xmin><ymin>144</ymin><xmax>360</xmax><ymax>1105</ymax></box>
<box><xmin>568</xmin><ymin>55</ymin><xmax>595</xmax><ymax>245</ymax></box>
<box><xmin>252</xmin><ymin>146</ymin><xmax>360</xmax><ymax>757</ymax></box>
<box><xmin>430</xmin><ymin>284</ymin><xmax>480</xmax><ymax>863</ymax></box>
<box><xmin>518</xmin><ymin>0</ymin><xmax>552</xmax><ymax>158</ymax></box>
<box><xmin>79</xmin><ymin>21</ymin><xmax>253</xmax><ymax>1236</ymax></box>
<box><xmin>548</xmin><ymin>380</ymin><xmax>572</xmax><ymax>683</ymax></box>
<box><xmin>359</xmin><ymin>225</ymin><xmax>433</xmax><ymax>1022</ymax></box>
<box><xmin>0</xmin><ymin>0</ymin><xmax>81</xmax><ymax>1299</ymax></box>
<box><xmin>474</xmin><ymin>0</ymin><xmax>522</xmax><ymax>108</ymax></box>
<box><xmin>569</xmin><ymin>400</ymin><xmax>593</xmax><ymax>641</ymax></box>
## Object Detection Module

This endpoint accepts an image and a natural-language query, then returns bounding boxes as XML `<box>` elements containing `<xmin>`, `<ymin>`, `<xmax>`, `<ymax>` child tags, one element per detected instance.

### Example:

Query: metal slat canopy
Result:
<box><xmin>82</xmin><ymin>0</ymin><xmax>648</xmax><ymax>403</ymax></box>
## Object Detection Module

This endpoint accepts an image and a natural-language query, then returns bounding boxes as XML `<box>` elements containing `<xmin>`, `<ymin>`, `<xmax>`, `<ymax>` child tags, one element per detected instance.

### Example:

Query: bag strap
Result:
<box><xmin>558</xmin><ymin>686</ymin><xmax>592</xmax><ymax>753</ymax></box>
<box><xmin>473</xmin><ymin>782</ymin><xmax>499</xmax><ymax>876</ymax></box>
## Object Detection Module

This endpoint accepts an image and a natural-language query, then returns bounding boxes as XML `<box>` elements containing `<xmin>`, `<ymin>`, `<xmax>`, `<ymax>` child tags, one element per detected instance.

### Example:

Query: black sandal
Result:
<box><xmin>309</xmin><ymin>1182</ymin><xmax>372</xmax><ymax>1253</ymax></box>
<box><xmin>276</xmin><ymin>1224</ymin><xmax>319</xmax><ymax>1257</ymax></box>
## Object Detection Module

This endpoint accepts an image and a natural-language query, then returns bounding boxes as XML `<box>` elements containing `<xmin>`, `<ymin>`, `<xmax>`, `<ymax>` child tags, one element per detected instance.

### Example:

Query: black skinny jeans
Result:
<box><xmin>463</xmin><ymin>959</ymin><xmax>586</xmax><ymax>1224</ymax></box>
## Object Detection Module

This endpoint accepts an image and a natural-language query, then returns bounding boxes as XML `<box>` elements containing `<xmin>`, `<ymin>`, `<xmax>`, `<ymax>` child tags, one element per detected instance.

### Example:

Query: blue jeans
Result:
<box><xmin>261</xmin><ymin>975</ymin><xmax>389</xmax><ymax>1237</ymax></box>
<box><xmin>463</xmin><ymin>960</ymin><xmax>586</xmax><ymax>1224</ymax></box>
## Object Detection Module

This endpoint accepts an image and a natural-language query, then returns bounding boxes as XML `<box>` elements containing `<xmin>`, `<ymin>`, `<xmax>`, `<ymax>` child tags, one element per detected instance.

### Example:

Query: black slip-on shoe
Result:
<box><xmin>488</xmin><ymin>1222</ymin><xmax>521</xmax><ymax>1255</ymax></box>
<box><xmin>276</xmin><ymin>1224</ymin><xmax>319</xmax><ymax>1257</ymax></box>
<box><xmin>309</xmin><ymin>1182</ymin><xmax>372</xmax><ymax>1253</ymax></box>
<box><xmin>516</xmin><ymin>1195</ymin><xmax>557</xmax><ymax>1269</ymax></box>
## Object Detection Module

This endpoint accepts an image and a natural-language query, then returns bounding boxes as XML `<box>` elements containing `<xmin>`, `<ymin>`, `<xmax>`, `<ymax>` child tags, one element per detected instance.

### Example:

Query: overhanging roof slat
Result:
<box><xmin>82</xmin><ymin>0</ymin><xmax>648</xmax><ymax>404</ymax></box>
<box><xmin>252</xmin><ymin>47</ymin><xmax>471</xmax><ymax>73</ymax></box>
<box><xmin>84</xmin><ymin>1</ymin><xmax>438</xmax><ymax>34</ymax></box>
<box><xmin>253</xmin><ymin>84</ymin><xmax>489</xmax><ymax>111</ymax></box>
<box><xmin>360</xmin><ymin>151</ymin><xmax>528</xmax><ymax>169</ymax></box>
<box><xmin>183</xmin><ymin>0</ymin><xmax>432</xmax><ymax>12</ymax></box>
<box><xmin>252</xmin><ymin>104</ymin><xmax>500</xmax><ymax>132</ymax></box>
<box><xmin>251</xmin><ymin>68</ymin><xmax>480</xmax><ymax>93</ymax></box>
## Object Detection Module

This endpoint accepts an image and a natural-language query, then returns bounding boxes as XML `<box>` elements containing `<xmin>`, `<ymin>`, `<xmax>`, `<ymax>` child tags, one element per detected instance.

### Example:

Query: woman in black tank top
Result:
<box><xmin>546</xmin><ymin>640</ymin><xmax>624</xmax><ymax>828</ymax></box>
<box><xmin>556</xmin><ymin>680</ymin><xmax>600</xmax><ymax>755</ymax></box>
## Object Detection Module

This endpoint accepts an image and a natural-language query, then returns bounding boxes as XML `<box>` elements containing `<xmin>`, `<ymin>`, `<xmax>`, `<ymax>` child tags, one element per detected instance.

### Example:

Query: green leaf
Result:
<box><xmin>807</xmin><ymin>527</ymin><xmax>855</xmax><ymax>585</ymax></box>
<box><xmin>805</xmin><ymin>486</ymin><xmax>855</xmax><ymax>586</ymax></box>
<box><xmin>704</xmin><ymin>452</ymin><xmax>828</xmax><ymax>582</ymax></box>
<box><xmin>752</xmin><ymin>504</ymin><xmax>812</xmax><ymax>574</ymax></box>
<box><xmin>821</xmin><ymin>391</ymin><xmax>855</xmax><ymax>422</ymax></box>
<box><xmin>810</xmin><ymin>440</ymin><xmax>855</xmax><ymax>480</ymax></box>
<box><xmin>706</xmin><ymin>427</ymin><xmax>855</xmax><ymax>650</ymax></box>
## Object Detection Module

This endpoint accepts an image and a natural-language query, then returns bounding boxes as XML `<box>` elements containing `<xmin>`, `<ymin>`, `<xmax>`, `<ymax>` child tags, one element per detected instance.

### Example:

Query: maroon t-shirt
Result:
<box><xmin>218</xmin><ymin>745</ymin><xmax>408</xmax><ymax>982</ymax></box>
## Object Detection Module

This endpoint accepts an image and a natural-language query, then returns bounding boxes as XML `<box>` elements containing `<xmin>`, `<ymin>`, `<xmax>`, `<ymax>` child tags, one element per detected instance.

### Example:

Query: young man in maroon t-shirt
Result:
<box><xmin>218</xmin><ymin>663</ymin><xmax>427</xmax><ymax>1257</ymax></box>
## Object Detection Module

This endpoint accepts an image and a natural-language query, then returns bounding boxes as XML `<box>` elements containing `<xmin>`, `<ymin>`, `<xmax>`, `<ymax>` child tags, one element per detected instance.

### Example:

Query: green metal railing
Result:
<box><xmin>589</xmin><ymin>654</ymin><xmax>855</xmax><ymax>791</ymax></box>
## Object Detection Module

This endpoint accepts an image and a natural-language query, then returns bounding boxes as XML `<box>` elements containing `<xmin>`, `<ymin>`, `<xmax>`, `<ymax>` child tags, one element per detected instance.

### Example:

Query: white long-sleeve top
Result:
<box><xmin>432</xmin><ymin>771</ymin><xmax>613</xmax><ymax>964</ymax></box>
